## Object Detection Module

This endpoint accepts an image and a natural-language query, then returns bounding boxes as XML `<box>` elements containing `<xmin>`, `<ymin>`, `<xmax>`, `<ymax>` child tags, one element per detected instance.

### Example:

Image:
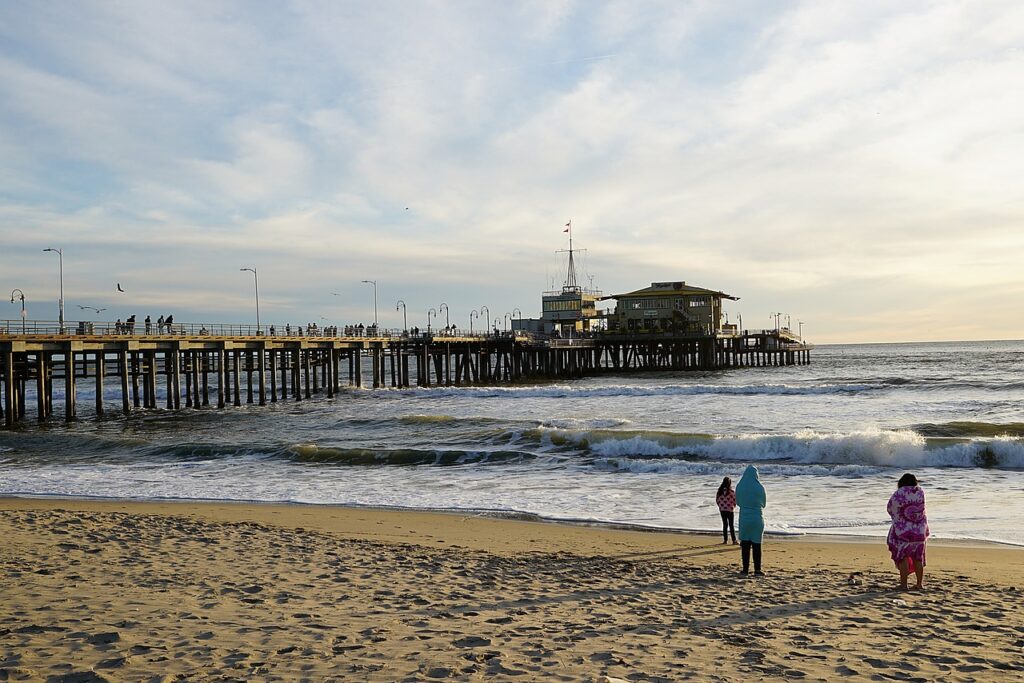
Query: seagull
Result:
<box><xmin>77</xmin><ymin>305</ymin><xmax>106</xmax><ymax>314</ymax></box>
<box><xmin>116</xmin><ymin>283</ymin><xmax>125</xmax><ymax>292</ymax></box>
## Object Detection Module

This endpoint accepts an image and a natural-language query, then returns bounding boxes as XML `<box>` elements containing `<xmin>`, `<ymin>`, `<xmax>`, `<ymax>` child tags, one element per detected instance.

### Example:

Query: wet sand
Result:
<box><xmin>1</xmin><ymin>497</ymin><xmax>1022</xmax><ymax>682</ymax></box>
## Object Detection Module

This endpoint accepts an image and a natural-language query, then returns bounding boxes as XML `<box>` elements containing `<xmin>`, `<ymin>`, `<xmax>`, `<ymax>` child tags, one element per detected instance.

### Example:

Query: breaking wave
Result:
<box><xmin>527</xmin><ymin>426</ymin><xmax>1024</xmax><ymax>470</ymax></box>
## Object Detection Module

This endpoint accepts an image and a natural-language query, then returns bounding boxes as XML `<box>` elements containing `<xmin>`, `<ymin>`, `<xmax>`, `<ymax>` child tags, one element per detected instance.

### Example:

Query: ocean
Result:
<box><xmin>2</xmin><ymin>340</ymin><xmax>1023</xmax><ymax>545</ymax></box>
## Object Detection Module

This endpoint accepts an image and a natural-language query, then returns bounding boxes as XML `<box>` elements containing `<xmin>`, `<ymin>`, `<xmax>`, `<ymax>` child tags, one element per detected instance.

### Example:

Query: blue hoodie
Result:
<box><xmin>735</xmin><ymin>465</ymin><xmax>766</xmax><ymax>543</ymax></box>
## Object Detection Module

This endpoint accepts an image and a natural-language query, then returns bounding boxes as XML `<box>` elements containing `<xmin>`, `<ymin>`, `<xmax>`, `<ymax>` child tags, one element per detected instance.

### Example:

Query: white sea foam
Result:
<box><xmin>580</xmin><ymin>428</ymin><xmax>1024</xmax><ymax>469</ymax></box>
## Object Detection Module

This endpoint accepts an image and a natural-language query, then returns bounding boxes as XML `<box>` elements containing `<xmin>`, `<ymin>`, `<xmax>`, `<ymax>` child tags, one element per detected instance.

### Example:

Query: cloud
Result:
<box><xmin>1</xmin><ymin>1</ymin><xmax>1022</xmax><ymax>342</ymax></box>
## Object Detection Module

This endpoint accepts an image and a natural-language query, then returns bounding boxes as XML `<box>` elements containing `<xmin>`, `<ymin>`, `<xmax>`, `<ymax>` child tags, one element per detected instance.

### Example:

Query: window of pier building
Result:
<box><xmin>543</xmin><ymin>299</ymin><xmax>582</xmax><ymax>312</ymax></box>
<box><xmin>628</xmin><ymin>298</ymin><xmax>673</xmax><ymax>311</ymax></box>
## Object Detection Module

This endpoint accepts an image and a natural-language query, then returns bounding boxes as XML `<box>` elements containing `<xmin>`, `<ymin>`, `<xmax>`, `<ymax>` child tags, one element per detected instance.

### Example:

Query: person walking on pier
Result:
<box><xmin>115</xmin><ymin>319</ymin><xmax>123</xmax><ymax>335</ymax></box>
<box><xmin>165</xmin><ymin>314</ymin><xmax>174</xmax><ymax>334</ymax></box>
<box><xmin>157</xmin><ymin>315</ymin><xmax>164</xmax><ymax>334</ymax></box>
<box><xmin>145</xmin><ymin>315</ymin><xmax>151</xmax><ymax>334</ymax></box>
<box><xmin>127</xmin><ymin>314</ymin><xmax>136</xmax><ymax>335</ymax></box>
<box><xmin>716</xmin><ymin>477</ymin><xmax>738</xmax><ymax>545</ymax></box>
<box><xmin>270</xmin><ymin>325</ymin><xmax>275</xmax><ymax>336</ymax></box>
<box><xmin>735</xmin><ymin>465</ymin><xmax>766</xmax><ymax>576</ymax></box>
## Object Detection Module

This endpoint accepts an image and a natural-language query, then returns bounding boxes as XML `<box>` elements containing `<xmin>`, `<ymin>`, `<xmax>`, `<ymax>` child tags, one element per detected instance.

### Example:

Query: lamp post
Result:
<box><xmin>396</xmin><ymin>300</ymin><xmax>407</xmax><ymax>334</ymax></box>
<box><xmin>42</xmin><ymin>248</ymin><xmax>64</xmax><ymax>333</ymax></box>
<box><xmin>738</xmin><ymin>313</ymin><xmax>743</xmax><ymax>333</ymax></box>
<box><xmin>479</xmin><ymin>306</ymin><xmax>490</xmax><ymax>335</ymax></box>
<box><xmin>504</xmin><ymin>313</ymin><xmax>512</xmax><ymax>334</ymax></box>
<box><xmin>785</xmin><ymin>314</ymin><xmax>791</xmax><ymax>330</ymax></box>
<box><xmin>798</xmin><ymin>320</ymin><xmax>804</xmax><ymax>341</ymax></box>
<box><xmin>427</xmin><ymin>308</ymin><xmax>436</xmax><ymax>335</ymax></box>
<box><xmin>469</xmin><ymin>309</ymin><xmax>478</xmax><ymax>335</ymax></box>
<box><xmin>240</xmin><ymin>267</ymin><xmax>260</xmax><ymax>334</ymax></box>
<box><xmin>512</xmin><ymin>307</ymin><xmax>522</xmax><ymax>334</ymax></box>
<box><xmin>361</xmin><ymin>280</ymin><xmax>377</xmax><ymax>327</ymax></box>
<box><xmin>9</xmin><ymin>289</ymin><xmax>26</xmax><ymax>334</ymax></box>
<box><xmin>439</xmin><ymin>302</ymin><xmax>449</xmax><ymax>329</ymax></box>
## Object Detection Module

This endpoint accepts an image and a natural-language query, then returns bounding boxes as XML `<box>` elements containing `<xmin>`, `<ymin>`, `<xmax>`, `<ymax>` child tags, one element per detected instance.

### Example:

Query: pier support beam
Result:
<box><xmin>258</xmin><ymin>347</ymin><xmax>266</xmax><ymax>406</ymax></box>
<box><xmin>95</xmin><ymin>352</ymin><xmax>105</xmax><ymax>416</ymax></box>
<box><xmin>64</xmin><ymin>345</ymin><xmax>76</xmax><ymax>421</ymax></box>
<box><xmin>3</xmin><ymin>349</ymin><xmax>14</xmax><ymax>426</ymax></box>
<box><xmin>119</xmin><ymin>350</ymin><xmax>130</xmax><ymax>415</ymax></box>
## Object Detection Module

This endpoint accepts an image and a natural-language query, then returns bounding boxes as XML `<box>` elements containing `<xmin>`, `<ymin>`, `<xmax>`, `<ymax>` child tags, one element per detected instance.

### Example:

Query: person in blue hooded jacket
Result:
<box><xmin>735</xmin><ymin>465</ymin><xmax>766</xmax><ymax>576</ymax></box>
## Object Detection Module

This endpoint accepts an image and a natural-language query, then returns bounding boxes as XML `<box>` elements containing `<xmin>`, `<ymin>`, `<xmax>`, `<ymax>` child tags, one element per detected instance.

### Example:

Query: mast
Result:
<box><xmin>563</xmin><ymin>220</ymin><xmax>579</xmax><ymax>292</ymax></box>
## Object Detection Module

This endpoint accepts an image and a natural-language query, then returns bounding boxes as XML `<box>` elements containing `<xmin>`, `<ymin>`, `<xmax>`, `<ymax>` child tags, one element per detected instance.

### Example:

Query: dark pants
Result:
<box><xmin>741</xmin><ymin>540</ymin><xmax>762</xmax><ymax>573</ymax></box>
<box><xmin>720</xmin><ymin>510</ymin><xmax>736</xmax><ymax>543</ymax></box>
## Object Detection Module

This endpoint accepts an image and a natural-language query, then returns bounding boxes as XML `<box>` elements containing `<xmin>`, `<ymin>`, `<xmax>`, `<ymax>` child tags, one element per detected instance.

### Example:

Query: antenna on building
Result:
<box><xmin>556</xmin><ymin>220</ymin><xmax>585</xmax><ymax>294</ymax></box>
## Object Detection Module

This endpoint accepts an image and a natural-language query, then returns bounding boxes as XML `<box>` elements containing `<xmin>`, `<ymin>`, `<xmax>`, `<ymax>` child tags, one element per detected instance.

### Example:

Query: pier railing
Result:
<box><xmin>0</xmin><ymin>319</ymin><xmax>522</xmax><ymax>341</ymax></box>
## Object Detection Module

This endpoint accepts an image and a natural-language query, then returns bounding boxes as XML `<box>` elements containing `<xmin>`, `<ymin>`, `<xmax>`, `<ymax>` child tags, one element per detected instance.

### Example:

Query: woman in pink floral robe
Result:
<box><xmin>887</xmin><ymin>473</ymin><xmax>930</xmax><ymax>590</ymax></box>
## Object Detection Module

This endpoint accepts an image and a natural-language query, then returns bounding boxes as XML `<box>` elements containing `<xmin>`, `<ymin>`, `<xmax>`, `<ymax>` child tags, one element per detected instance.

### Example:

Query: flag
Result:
<box><xmin>564</xmin><ymin>221</ymin><xmax>571</xmax><ymax>233</ymax></box>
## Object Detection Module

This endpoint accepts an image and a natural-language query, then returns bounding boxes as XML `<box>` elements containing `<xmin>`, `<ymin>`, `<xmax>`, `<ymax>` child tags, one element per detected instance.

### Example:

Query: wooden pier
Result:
<box><xmin>1</xmin><ymin>323</ymin><xmax>811</xmax><ymax>427</ymax></box>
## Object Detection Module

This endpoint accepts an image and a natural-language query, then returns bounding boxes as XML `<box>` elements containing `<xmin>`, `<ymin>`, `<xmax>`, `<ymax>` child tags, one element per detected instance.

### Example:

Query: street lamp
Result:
<box><xmin>42</xmin><ymin>248</ymin><xmax>64</xmax><ymax>333</ymax></box>
<box><xmin>361</xmin><ymin>280</ymin><xmax>377</xmax><ymax>327</ymax></box>
<box><xmin>504</xmin><ymin>313</ymin><xmax>512</xmax><ymax>334</ymax></box>
<box><xmin>9</xmin><ymin>289</ymin><xmax>26</xmax><ymax>334</ymax></box>
<box><xmin>469</xmin><ymin>309</ymin><xmax>479</xmax><ymax>335</ymax></box>
<box><xmin>439</xmin><ymin>302</ymin><xmax>449</xmax><ymax>329</ymax></box>
<box><xmin>427</xmin><ymin>308</ymin><xmax>436</xmax><ymax>335</ymax></box>
<box><xmin>798</xmin><ymin>320</ymin><xmax>804</xmax><ymax>341</ymax></box>
<box><xmin>512</xmin><ymin>308</ymin><xmax>522</xmax><ymax>334</ymax></box>
<box><xmin>396</xmin><ymin>300</ymin><xmax>407</xmax><ymax>334</ymax></box>
<box><xmin>240</xmin><ymin>267</ymin><xmax>260</xmax><ymax>334</ymax></box>
<box><xmin>480</xmin><ymin>306</ymin><xmax>490</xmax><ymax>334</ymax></box>
<box><xmin>738</xmin><ymin>313</ymin><xmax>743</xmax><ymax>333</ymax></box>
<box><xmin>785</xmin><ymin>314</ymin><xmax>791</xmax><ymax>330</ymax></box>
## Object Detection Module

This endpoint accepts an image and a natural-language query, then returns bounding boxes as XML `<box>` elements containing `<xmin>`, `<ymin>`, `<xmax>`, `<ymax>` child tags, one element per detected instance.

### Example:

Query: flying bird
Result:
<box><xmin>77</xmin><ymin>305</ymin><xmax>106</xmax><ymax>314</ymax></box>
<box><xmin>116</xmin><ymin>283</ymin><xmax>125</xmax><ymax>292</ymax></box>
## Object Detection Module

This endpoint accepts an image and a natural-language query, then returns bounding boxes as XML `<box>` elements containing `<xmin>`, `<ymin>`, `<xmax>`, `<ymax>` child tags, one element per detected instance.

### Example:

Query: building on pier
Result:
<box><xmin>603</xmin><ymin>281</ymin><xmax>738</xmax><ymax>335</ymax></box>
<box><xmin>515</xmin><ymin>222</ymin><xmax>604</xmax><ymax>337</ymax></box>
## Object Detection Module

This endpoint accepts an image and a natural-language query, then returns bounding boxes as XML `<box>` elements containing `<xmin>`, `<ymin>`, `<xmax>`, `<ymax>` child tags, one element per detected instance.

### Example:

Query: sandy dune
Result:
<box><xmin>1</xmin><ymin>498</ymin><xmax>1022</xmax><ymax>682</ymax></box>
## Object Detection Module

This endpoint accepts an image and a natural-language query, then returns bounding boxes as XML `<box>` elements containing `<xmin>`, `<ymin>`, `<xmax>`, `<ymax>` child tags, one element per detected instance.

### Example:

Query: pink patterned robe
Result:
<box><xmin>887</xmin><ymin>485</ymin><xmax>930</xmax><ymax>569</ymax></box>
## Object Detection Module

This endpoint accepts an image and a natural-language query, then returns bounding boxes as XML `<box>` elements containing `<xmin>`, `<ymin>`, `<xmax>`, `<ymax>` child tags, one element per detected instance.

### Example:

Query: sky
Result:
<box><xmin>1</xmin><ymin>1</ymin><xmax>1022</xmax><ymax>343</ymax></box>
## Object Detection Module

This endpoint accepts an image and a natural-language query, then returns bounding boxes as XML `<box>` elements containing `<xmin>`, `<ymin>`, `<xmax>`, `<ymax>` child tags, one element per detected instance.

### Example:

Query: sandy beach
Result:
<box><xmin>1</xmin><ymin>498</ymin><xmax>1022</xmax><ymax>682</ymax></box>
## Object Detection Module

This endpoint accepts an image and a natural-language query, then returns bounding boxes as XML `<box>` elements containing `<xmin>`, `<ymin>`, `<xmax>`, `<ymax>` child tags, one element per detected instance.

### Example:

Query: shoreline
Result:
<box><xmin>3</xmin><ymin>493</ymin><xmax>1022</xmax><ymax>550</ymax></box>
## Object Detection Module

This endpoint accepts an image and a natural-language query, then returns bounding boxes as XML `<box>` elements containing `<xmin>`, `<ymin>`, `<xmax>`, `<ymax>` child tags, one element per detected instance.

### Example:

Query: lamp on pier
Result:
<box><xmin>239</xmin><ymin>267</ymin><xmax>261</xmax><ymax>335</ymax></box>
<box><xmin>396</xmin><ymin>300</ymin><xmax>407</xmax><ymax>334</ymax></box>
<box><xmin>361</xmin><ymin>280</ymin><xmax>378</xmax><ymax>327</ymax></box>
<box><xmin>42</xmin><ymin>248</ymin><xmax>64</xmax><ymax>333</ymax></box>
<box><xmin>9</xmin><ymin>289</ymin><xmax>26</xmax><ymax>334</ymax></box>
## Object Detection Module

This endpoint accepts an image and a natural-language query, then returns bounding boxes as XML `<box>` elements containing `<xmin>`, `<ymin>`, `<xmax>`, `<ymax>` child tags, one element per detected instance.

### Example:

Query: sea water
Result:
<box><xmin>2</xmin><ymin>340</ymin><xmax>1023</xmax><ymax>544</ymax></box>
